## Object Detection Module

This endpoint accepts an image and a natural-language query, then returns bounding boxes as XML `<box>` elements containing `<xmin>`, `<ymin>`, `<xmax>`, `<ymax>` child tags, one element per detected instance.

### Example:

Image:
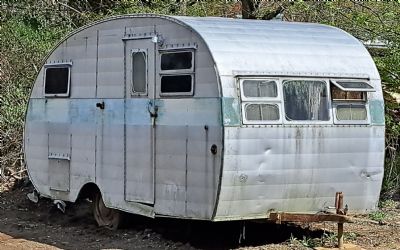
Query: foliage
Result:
<box><xmin>0</xmin><ymin>0</ymin><xmax>400</xmax><ymax>197</ymax></box>
<box><xmin>379</xmin><ymin>199</ymin><xmax>398</xmax><ymax>209</ymax></box>
<box><xmin>368</xmin><ymin>210</ymin><xmax>388</xmax><ymax>222</ymax></box>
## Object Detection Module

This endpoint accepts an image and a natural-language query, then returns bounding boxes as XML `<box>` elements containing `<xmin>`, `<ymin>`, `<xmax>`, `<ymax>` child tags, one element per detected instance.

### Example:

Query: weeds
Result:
<box><xmin>379</xmin><ymin>199</ymin><xmax>398</xmax><ymax>209</ymax></box>
<box><xmin>368</xmin><ymin>210</ymin><xmax>388</xmax><ymax>222</ymax></box>
<box><xmin>288</xmin><ymin>233</ymin><xmax>321</xmax><ymax>249</ymax></box>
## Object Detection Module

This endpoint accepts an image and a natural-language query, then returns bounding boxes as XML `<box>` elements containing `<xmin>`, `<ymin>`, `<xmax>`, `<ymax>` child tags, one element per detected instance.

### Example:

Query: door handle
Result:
<box><xmin>147</xmin><ymin>101</ymin><xmax>158</xmax><ymax>126</ymax></box>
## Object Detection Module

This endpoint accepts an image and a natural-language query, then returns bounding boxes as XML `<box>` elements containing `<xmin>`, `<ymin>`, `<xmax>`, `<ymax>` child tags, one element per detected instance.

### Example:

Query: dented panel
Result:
<box><xmin>214</xmin><ymin>126</ymin><xmax>384</xmax><ymax>220</ymax></box>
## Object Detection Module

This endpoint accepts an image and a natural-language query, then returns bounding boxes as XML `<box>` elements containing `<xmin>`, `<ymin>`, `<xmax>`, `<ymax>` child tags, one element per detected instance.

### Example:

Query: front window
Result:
<box><xmin>160</xmin><ymin>50</ymin><xmax>194</xmax><ymax>96</ymax></box>
<box><xmin>161</xmin><ymin>51</ymin><xmax>193</xmax><ymax>71</ymax></box>
<box><xmin>161</xmin><ymin>75</ymin><xmax>192</xmax><ymax>93</ymax></box>
<box><xmin>283</xmin><ymin>80</ymin><xmax>329</xmax><ymax>121</ymax></box>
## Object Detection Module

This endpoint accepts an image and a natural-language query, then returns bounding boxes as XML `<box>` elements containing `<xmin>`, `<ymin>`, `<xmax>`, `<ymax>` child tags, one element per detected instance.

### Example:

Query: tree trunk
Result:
<box><xmin>241</xmin><ymin>0</ymin><xmax>257</xmax><ymax>19</ymax></box>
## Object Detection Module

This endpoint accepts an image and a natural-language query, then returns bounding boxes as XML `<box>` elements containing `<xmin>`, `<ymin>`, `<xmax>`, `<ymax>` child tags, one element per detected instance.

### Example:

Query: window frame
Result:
<box><xmin>159</xmin><ymin>49</ymin><xmax>195</xmax><ymax>97</ymax></box>
<box><xmin>239</xmin><ymin>77</ymin><xmax>282</xmax><ymax>125</ymax></box>
<box><xmin>131</xmin><ymin>49</ymin><xmax>148</xmax><ymax>96</ymax></box>
<box><xmin>238</xmin><ymin>77</ymin><xmax>374</xmax><ymax>126</ymax></box>
<box><xmin>43</xmin><ymin>63</ymin><xmax>72</xmax><ymax>98</ymax></box>
<box><xmin>281</xmin><ymin>78</ymin><xmax>332</xmax><ymax>125</ymax></box>
<box><xmin>330</xmin><ymin>80</ymin><xmax>375</xmax><ymax>92</ymax></box>
<box><xmin>329</xmin><ymin>78</ymin><xmax>376</xmax><ymax>125</ymax></box>
<box><xmin>330</xmin><ymin>79</ymin><xmax>371</xmax><ymax>125</ymax></box>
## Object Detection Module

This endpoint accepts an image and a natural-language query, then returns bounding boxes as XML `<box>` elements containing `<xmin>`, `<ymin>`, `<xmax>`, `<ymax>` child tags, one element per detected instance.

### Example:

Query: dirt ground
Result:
<box><xmin>0</xmin><ymin>185</ymin><xmax>399</xmax><ymax>250</ymax></box>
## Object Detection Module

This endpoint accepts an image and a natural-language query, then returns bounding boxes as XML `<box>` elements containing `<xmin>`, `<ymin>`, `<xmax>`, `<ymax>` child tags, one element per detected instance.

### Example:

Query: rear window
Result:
<box><xmin>283</xmin><ymin>80</ymin><xmax>329</xmax><ymax>121</ymax></box>
<box><xmin>44</xmin><ymin>66</ymin><xmax>70</xmax><ymax>96</ymax></box>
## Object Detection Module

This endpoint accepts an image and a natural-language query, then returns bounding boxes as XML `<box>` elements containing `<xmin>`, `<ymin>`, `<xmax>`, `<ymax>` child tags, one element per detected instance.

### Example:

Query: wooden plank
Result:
<box><xmin>269</xmin><ymin>213</ymin><xmax>353</xmax><ymax>224</ymax></box>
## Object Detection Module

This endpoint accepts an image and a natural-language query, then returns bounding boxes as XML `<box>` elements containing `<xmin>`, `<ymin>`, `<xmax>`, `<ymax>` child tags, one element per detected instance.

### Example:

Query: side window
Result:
<box><xmin>245</xmin><ymin>103</ymin><xmax>280</xmax><ymax>121</ymax></box>
<box><xmin>160</xmin><ymin>50</ymin><xmax>194</xmax><ymax>96</ymax></box>
<box><xmin>242</xmin><ymin>80</ymin><xmax>277</xmax><ymax>99</ymax></box>
<box><xmin>331</xmin><ymin>80</ymin><xmax>374</xmax><ymax>124</ymax></box>
<box><xmin>44</xmin><ymin>65</ymin><xmax>71</xmax><ymax>97</ymax></box>
<box><xmin>132</xmin><ymin>51</ymin><xmax>147</xmax><ymax>94</ymax></box>
<box><xmin>336</xmin><ymin>104</ymin><xmax>367</xmax><ymax>121</ymax></box>
<box><xmin>240</xmin><ymin>79</ymin><xmax>281</xmax><ymax>124</ymax></box>
<box><xmin>283</xmin><ymin>80</ymin><xmax>329</xmax><ymax>121</ymax></box>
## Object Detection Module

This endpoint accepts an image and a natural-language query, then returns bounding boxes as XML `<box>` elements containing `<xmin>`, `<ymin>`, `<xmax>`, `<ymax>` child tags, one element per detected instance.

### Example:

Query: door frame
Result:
<box><xmin>123</xmin><ymin>36</ymin><xmax>157</xmax><ymax>204</ymax></box>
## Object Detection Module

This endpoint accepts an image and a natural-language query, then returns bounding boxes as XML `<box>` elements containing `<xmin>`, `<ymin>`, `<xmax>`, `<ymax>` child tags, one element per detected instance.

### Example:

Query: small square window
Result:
<box><xmin>44</xmin><ymin>66</ymin><xmax>70</xmax><ymax>97</ymax></box>
<box><xmin>160</xmin><ymin>75</ymin><xmax>193</xmax><ymax>95</ymax></box>
<box><xmin>336</xmin><ymin>104</ymin><xmax>367</xmax><ymax>121</ymax></box>
<box><xmin>245</xmin><ymin>103</ymin><xmax>279</xmax><ymax>121</ymax></box>
<box><xmin>161</xmin><ymin>51</ymin><xmax>193</xmax><ymax>71</ymax></box>
<box><xmin>242</xmin><ymin>80</ymin><xmax>277</xmax><ymax>98</ymax></box>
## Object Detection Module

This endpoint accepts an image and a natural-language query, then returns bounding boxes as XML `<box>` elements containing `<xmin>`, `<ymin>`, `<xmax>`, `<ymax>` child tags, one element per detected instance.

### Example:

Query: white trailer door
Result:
<box><xmin>124</xmin><ymin>38</ymin><xmax>156</xmax><ymax>204</ymax></box>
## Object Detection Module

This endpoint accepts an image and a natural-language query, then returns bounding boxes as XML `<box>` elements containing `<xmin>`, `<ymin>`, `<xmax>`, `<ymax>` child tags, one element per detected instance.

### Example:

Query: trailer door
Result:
<box><xmin>124</xmin><ymin>37</ymin><xmax>156</xmax><ymax>204</ymax></box>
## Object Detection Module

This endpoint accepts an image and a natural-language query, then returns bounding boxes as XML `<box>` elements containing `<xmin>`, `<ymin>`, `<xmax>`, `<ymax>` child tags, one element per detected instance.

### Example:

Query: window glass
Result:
<box><xmin>245</xmin><ymin>104</ymin><xmax>279</xmax><ymax>121</ymax></box>
<box><xmin>161</xmin><ymin>52</ymin><xmax>192</xmax><ymax>70</ymax></box>
<box><xmin>161</xmin><ymin>75</ymin><xmax>192</xmax><ymax>93</ymax></box>
<box><xmin>334</xmin><ymin>81</ymin><xmax>374</xmax><ymax>90</ymax></box>
<box><xmin>45</xmin><ymin>67</ymin><xmax>69</xmax><ymax>95</ymax></box>
<box><xmin>283</xmin><ymin>80</ymin><xmax>329</xmax><ymax>121</ymax></box>
<box><xmin>336</xmin><ymin>104</ymin><xmax>367</xmax><ymax>120</ymax></box>
<box><xmin>132</xmin><ymin>52</ymin><xmax>146</xmax><ymax>93</ymax></box>
<box><xmin>243</xmin><ymin>80</ymin><xmax>277</xmax><ymax>98</ymax></box>
<box><xmin>331</xmin><ymin>85</ymin><xmax>364</xmax><ymax>100</ymax></box>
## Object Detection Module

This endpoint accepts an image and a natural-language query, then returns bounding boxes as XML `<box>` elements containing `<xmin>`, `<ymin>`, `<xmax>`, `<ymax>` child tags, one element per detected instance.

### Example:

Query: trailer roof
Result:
<box><xmin>174</xmin><ymin>15</ymin><xmax>379</xmax><ymax>80</ymax></box>
<box><xmin>45</xmin><ymin>14</ymin><xmax>380</xmax><ymax>80</ymax></box>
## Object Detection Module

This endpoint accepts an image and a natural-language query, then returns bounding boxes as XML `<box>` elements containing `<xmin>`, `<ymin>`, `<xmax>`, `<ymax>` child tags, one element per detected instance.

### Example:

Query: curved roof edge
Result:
<box><xmin>174</xmin><ymin>16</ymin><xmax>380</xmax><ymax>80</ymax></box>
<box><xmin>40</xmin><ymin>14</ymin><xmax>380</xmax><ymax>80</ymax></box>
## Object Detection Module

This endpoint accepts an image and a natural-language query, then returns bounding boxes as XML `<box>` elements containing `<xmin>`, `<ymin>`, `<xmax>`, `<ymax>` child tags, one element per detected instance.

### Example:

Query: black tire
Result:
<box><xmin>93</xmin><ymin>192</ymin><xmax>121</xmax><ymax>230</ymax></box>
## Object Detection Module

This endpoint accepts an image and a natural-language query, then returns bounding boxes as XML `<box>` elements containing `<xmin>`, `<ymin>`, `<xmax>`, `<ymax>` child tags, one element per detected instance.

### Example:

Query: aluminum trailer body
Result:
<box><xmin>24</xmin><ymin>14</ymin><xmax>385</xmax><ymax>222</ymax></box>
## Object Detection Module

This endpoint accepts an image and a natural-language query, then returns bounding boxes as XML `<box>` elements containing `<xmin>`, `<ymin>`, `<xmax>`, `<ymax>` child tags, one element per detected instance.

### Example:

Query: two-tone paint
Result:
<box><xmin>24</xmin><ymin>14</ymin><xmax>385</xmax><ymax>221</ymax></box>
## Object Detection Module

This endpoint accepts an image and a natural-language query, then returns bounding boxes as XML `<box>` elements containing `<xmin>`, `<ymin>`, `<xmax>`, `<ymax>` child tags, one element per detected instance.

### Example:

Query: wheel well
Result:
<box><xmin>77</xmin><ymin>183</ymin><xmax>100</xmax><ymax>200</ymax></box>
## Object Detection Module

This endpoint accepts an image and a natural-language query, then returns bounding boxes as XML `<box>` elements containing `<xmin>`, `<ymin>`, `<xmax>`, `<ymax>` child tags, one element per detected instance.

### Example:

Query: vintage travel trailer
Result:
<box><xmin>24</xmin><ymin>14</ymin><xmax>385</xmax><ymax>228</ymax></box>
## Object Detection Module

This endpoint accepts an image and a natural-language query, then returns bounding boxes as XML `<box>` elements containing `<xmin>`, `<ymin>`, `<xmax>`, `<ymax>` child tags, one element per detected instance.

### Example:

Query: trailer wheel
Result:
<box><xmin>93</xmin><ymin>192</ymin><xmax>120</xmax><ymax>230</ymax></box>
